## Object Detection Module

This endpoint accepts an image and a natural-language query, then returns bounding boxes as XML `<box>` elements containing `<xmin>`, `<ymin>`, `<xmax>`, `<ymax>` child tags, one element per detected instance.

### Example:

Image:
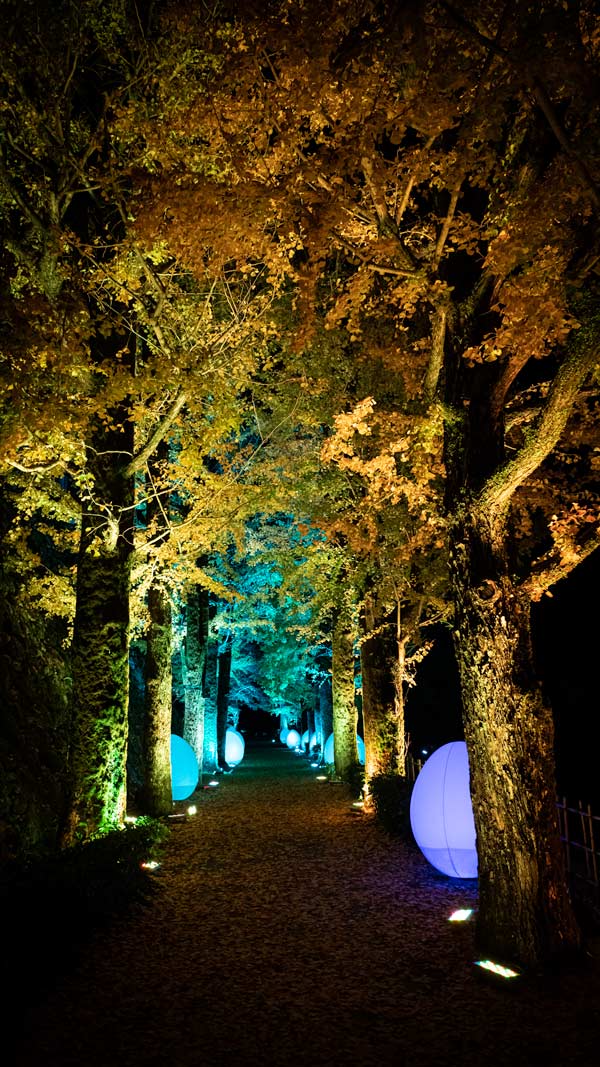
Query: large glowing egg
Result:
<box><xmin>225</xmin><ymin>727</ymin><xmax>245</xmax><ymax>767</ymax></box>
<box><xmin>279</xmin><ymin>728</ymin><xmax>290</xmax><ymax>744</ymax></box>
<box><xmin>170</xmin><ymin>734</ymin><xmax>199</xmax><ymax>801</ymax></box>
<box><xmin>301</xmin><ymin>729</ymin><xmax>310</xmax><ymax>748</ymax></box>
<box><xmin>323</xmin><ymin>732</ymin><xmax>365</xmax><ymax>765</ymax></box>
<box><xmin>409</xmin><ymin>741</ymin><xmax>478</xmax><ymax>878</ymax></box>
<box><xmin>286</xmin><ymin>729</ymin><xmax>301</xmax><ymax>749</ymax></box>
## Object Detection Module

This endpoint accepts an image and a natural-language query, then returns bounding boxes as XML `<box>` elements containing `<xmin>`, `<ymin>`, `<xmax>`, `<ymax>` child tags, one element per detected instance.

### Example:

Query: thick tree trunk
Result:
<box><xmin>331</xmin><ymin>607</ymin><xmax>358</xmax><ymax>780</ymax></box>
<box><xmin>216</xmin><ymin>637</ymin><xmax>232</xmax><ymax>768</ymax></box>
<box><xmin>183</xmin><ymin>587</ymin><xmax>208</xmax><ymax>777</ymax></box>
<box><xmin>142</xmin><ymin>582</ymin><xmax>173</xmax><ymax>816</ymax></box>
<box><xmin>450</xmin><ymin>513</ymin><xmax>580</xmax><ymax>966</ymax></box>
<box><xmin>360</xmin><ymin>592</ymin><xmax>406</xmax><ymax>779</ymax></box>
<box><xmin>65</xmin><ymin>466</ymin><xmax>133</xmax><ymax>842</ymax></box>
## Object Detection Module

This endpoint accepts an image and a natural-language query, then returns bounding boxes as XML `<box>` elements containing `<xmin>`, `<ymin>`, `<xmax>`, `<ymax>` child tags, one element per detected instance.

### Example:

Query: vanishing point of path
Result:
<box><xmin>11</xmin><ymin>742</ymin><xmax>600</xmax><ymax>1067</ymax></box>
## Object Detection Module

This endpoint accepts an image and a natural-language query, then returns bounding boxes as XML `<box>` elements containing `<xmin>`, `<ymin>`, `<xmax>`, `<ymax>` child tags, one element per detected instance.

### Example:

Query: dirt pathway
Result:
<box><xmin>11</xmin><ymin>742</ymin><xmax>600</xmax><ymax>1066</ymax></box>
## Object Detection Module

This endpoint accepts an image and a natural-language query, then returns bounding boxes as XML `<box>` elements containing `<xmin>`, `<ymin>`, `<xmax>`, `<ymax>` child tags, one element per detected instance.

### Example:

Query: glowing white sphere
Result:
<box><xmin>286</xmin><ymin>729</ymin><xmax>301</xmax><ymax>749</ymax></box>
<box><xmin>301</xmin><ymin>729</ymin><xmax>310</xmax><ymax>748</ymax></box>
<box><xmin>409</xmin><ymin>741</ymin><xmax>478</xmax><ymax>879</ymax></box>
<box><xmin>279</xmin><ymin>728</ymin><xmax>290</xmax><ymax>744</ymax></box>
<box><xmin>323</xmin><ymin>732</ymin><xmax>365</xmax><ymax>765</ymax></box>
<box><xmin>225</xmin><ymin>727</ymin><xmax>245</xmax><ymax>767</ymax></box>
<box><xmin>310</xmin><ymin>732</ymin><xmax>317</xmax><ymax>750</ymax></box>
<box><xmin>170</xmin><ymin>734</ymin><xmax>199</xmax><ymax>801</ymax></box>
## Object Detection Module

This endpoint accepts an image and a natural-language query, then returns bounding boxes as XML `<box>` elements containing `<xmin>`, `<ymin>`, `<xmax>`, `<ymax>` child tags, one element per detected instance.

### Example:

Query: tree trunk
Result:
<box><xmin>331</xmin><ymin>607</ymin><xmax>358</xmax><ymax>780</ymax></box>
<box><xmin>450</xmin><ymin>512</ymin><xmax>580</xmax><ymax>966</ymax></box>
<box><xmin>183</xmin><ymin>587</ymin><xmax>208</xmax><ymax>778</ymax></box>
<box><xmin>360</xmin><ymin>592</ymin><xmax>406</xmax><ymax>779</ymax></box>
<box><xmin>216</xmin><ymin>636</ymin><xmax>232</xmax><ymax>768</ymax></box>
<box><xmin>65</xmin><ymin>450</ymin><xmax>133</xmax><ymax>842</ymax></box>
<box><xmin>142</xmin><ymin>582</ymin><xmax>173</xmax><ymax>816</ymax></box>
<box><xmin>202</xmin><ymin>614</ymin><xmax>219</xmax><ymax>774</ymax></box>
<box><xmin>315</xmin><ymin>676</ymin><xmax>333</xmax><ymax>758</ymax></box>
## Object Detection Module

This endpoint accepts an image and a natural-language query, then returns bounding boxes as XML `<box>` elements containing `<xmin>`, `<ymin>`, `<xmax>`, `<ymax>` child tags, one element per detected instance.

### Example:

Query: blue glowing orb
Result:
<box><xmin>279</xmin><ymin>728</ymin><xmax>290</xmax><ymax>744</ymax></box>
<box><xmin>301</xmin><ymin>730</ymin><xmax>318</xmax><ymax>750</ymax></box>
<box><xmin>323</xmin><ymin>732</ymin><xmax>365</xmax><ymax>765</ymax></box>
<box><xmin>409</xmin><ymin>741</ymin><xmax>478</xmax><ymax>878</ymax></box>
<box><xmin>170</xmin><ymin>734</ymin><xmax>199</xmax><ymax>801</ymax></box>
<box><xmin>286</xmin><ymin>729</ymin><xmax>301</xmax><ymax>749</ymax></box>
<box><xmin>225</xmin><ymin>727</ymin><xmax>245</xmax><ymax>767</ymax></box>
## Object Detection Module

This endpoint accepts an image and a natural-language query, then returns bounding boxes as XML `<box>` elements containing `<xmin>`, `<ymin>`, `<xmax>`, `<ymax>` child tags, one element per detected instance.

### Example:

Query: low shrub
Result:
<box><xmin>368</xmin><ymin>773</ymin><xmax>414</xmax><ymax>838</ymax></box>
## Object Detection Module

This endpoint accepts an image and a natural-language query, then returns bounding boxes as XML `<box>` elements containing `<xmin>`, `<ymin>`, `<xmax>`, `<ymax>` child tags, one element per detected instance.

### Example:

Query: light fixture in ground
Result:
<box><xmin>475</xmin><ymin>960</ymin><xmax>519</xmax><ymax>979</ymax></box>
<box><xmin>141</xmin><ymin>860</ymin><xmax>161</xmax><ymax>870</ymax></box>
<box><xmin>316</xmin><ymin>775</ymin><xmax>327</xmax><ymax>781</ymax></box>
<box><xmin>187</xmin><ymin>805</ymin><xmax>197</xmax><ymax>816</ymax></box>
<box><xmin>448</xmin><ymin>909</ymin><xmax>473</xmax><ymax>922</ymax></box>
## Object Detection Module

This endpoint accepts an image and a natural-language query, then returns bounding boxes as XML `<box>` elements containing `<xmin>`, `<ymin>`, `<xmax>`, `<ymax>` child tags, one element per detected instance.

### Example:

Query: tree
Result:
<box><xmin>157</xmin><ymin>0</ymin><xmax>598</xmax><ymax>965</ymax></box>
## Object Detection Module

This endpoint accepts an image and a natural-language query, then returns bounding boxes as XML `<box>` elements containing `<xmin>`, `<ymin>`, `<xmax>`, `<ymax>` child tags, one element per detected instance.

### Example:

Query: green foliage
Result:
<box><xmin>347</xmin><ymin>760</ymin><xmax>365</xmax><ymax>800</ymax></box>
<box><xmin>368</xmin><ymin>774</ymin><xmax>414</xmax><ymax>839</ymax></box>
<box><xmin>1</xmin><ymin>815</ymin><xmax>169</xmax><ymax>924</ymax></box>
<box><xmin>1</xmin><ymin>815</ymin><xmax>169</xmax><ymax>1036</ymax></box>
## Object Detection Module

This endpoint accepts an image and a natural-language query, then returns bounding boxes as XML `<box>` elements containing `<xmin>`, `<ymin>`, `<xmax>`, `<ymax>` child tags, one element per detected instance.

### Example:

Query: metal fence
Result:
<box><xmin>557</xmin><ymin>796</ymin><xmax>600</xmax><ymax>896</ymax></box>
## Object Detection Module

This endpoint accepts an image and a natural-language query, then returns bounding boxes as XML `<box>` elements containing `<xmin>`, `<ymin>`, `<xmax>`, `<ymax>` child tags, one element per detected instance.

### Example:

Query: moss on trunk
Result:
<box><xmin>142</xmin><ymin>582</ymin><xmax>173</xmax><ymax>817</ymax></box>
<box><xmin>183</xmin><ymin>588</ymin><xmax>208</xmax><ymax>777</ymax></box>
<box><xmin>331</xmin><ymin>607</ymin><xmax>358</xmax><ymax>780</ymax></box>
<box><xmin>361</xmin><ymin>593</ymin><xmax>406</xmax><ymax>779</ymax></box>
<box><xmin>450</xmin><ymin>516</ymin><xmax>580</xmax><ymax>966</ymax></box>
<box><xmin>66</xmin><ymin>529</ymin><xmax>132</xmax><ymax>841</ymax></box>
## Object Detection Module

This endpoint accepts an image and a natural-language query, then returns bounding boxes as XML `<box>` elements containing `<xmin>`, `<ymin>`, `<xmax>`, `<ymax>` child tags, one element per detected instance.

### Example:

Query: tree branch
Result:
<box><xmin>122</xmin><ymin>390</ymin><xmax>187</xmax><ymax>478</ymax></box>
<box><xmin>438</xmin><ymin>0</ymin><xmax>600</xmax><ymax>209</ymax></box>
<box><xmin>476</xmin><ymin>320</ymin><xmax>600</xmax><ymax>527</ymax></box>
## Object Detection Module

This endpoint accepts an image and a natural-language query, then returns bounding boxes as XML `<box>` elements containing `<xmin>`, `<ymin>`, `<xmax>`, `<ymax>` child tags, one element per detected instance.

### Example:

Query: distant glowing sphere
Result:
<box><xmin>409</xmin><ymin>741</ymin><xmax>478</xmax><ymax>879</ymax></box>
<box><xmin>170</xmin><ymin>734</ymin><xmax>199</xmax><ymax>801</ymax></box>
<box><xmin>280</xmin><ymin>728</ymin><xmax>290</xmax><ymax>744</ymax></box>
<box><xmin>301</xmin><ymin>729</ymin><xmax>309</xmax><ymax>748</ymax></box>
<box><xmin>286</xmin><ymin>729</ymin><xmax>301</xmax><ymax>749</ymax></box>
<box><xmin>225</xmin><ymin>728</ymin><xmax>245</xmax><ymax>767</ymax></box>
<box><xmin>323</xmin><ymin>732</ymin><xmax>365</xmax><ymax>765</ymax></box>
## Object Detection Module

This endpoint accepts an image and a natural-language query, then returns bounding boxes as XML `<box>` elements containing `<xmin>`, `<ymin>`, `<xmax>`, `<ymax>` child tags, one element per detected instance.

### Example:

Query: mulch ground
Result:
<box><xmin>8</xmin><ymin>742</ymin><xmax>600</xmax><ymax>1067</ymax></box>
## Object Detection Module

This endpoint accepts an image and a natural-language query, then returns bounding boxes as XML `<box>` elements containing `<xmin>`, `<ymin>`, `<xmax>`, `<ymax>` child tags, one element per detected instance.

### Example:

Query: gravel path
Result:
<box><xmin>10</xmin><ymin>742</ymin><xmax>600</xmax><ymax>1066</ymax></box>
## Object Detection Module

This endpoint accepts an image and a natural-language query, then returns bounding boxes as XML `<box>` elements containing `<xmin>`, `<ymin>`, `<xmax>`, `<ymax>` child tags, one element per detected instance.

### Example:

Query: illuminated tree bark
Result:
<box><xmin>142</xmin><ymin>582</ymin><xmax>173</xmax><ymax>816</ymax></box>
<box><xmin>183</xmin><ymin>587</ymin><xmax>208</xmax><ymax>776</ymax></box>
<box><xmin>444</xmin><ymin>320</ymin><xmax>598</xmax><ymax>965</ymax></box>
<box><xmin>216</xmin><ymin>635</ymin><xmax>232</xmax><ymax>769</ymax></box>
<box><xmin>65</xmin><ymin>414</ymin><xmax>134</xmax><ymax>842</ymax></box>
<box><xmin>360</xmin><ymin>592</ymin><xmax>407</xmax><ymax>780</ymax></box>
<box><xmin>450</xmin><ymin>513</ymin><xmax>580</xmax><ymax>965</ymax></box>
<box><xmin>202</xmin><ymin>598</ymin><xmax>219</xmax><ymax>774</ymax></box>
<box><xmin>331</xmin><ymin>606</ymin><xmax>358</xmax><ymax>780</ymax></box>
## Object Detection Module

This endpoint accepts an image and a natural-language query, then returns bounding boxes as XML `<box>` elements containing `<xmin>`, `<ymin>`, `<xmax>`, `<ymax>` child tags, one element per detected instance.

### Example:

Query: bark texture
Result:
<box><xmin>216</xmin><ymin>637</ymin><xmax>232</xmax><ymax>769</ymax></box>
<box><xmin>66</xmin><ymin>497</ymin><xmax>132</xmax><ymax>841</ymax></box>
<box><xmin>183</xmin><ymin>587</ymin><xmax>209</xmax><ymax>775</ymax></box>
<box><xmin>142</xmin><ymin>582</ymin><xmax>173</xmax><ymax>816</ymax></box>
<box><xmin>360</xmin><ymin>593</ymin><xmax>405</xmax><ymax>779</ymax></box>
<box><xmin>450</xmin><ymin>513</ymin><xmax>580</xmax><ymax>966</ymax></box>
<box><xmin>331</xmin><ymin>608</ymin><xmax>358</xmax><ymax>780</ymax></box>
<box><xmin>203</xmin><ymin>633</ymin><xmax>219</xmax><ymax>773</ymax></box>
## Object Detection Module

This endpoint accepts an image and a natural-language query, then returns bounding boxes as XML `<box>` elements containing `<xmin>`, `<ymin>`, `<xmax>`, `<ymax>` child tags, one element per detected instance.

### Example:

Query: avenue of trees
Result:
<box><xmin>1</xmin><ymin>0</ymin><xmax>599</xmax><ymax>969</ymax></box>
